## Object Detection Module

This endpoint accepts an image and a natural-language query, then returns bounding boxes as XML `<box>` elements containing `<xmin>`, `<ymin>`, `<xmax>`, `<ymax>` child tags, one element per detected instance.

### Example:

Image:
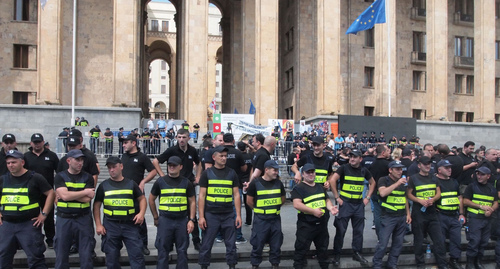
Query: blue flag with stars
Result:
<box><xmin>249</xmin><ymin>99</ymin><xmax>256</xmax><ymax>114</ymax></box>
<box><xmin>346</xmin><ymin>0</ymin><xmax>386</xmax><ymax>35</ymax></box>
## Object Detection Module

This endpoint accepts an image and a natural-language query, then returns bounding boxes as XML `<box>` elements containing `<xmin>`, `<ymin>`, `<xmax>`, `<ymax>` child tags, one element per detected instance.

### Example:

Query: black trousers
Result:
<box><xmin>293</xmin><ymin>219</ymin><xmax>330</xmax><ymax>269</ymax></box>
<box><xmin>411</xmin><ymin>210</ymin><xmax>448</xmax><ymax>268</ymax></box>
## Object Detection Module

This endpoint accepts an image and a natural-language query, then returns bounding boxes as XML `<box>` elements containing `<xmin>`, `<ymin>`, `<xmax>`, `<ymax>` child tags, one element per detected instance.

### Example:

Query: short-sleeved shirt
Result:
<box><xmin>408</xmin><ymin>173</ymin><xmax>440</xmax><ymax>213</ymax></box>
<box><xmin>296</xmin><ymin>153</ymin><xmax>334</xmax><ymax>176</ymax></box>
<box><xmin>121</xmin><ymin>150</ymin><xmax>156</xmax><ymax>185</ymax></box>
<box><xmin>156</xmin><ymin>144</ymin><xmax>200</xmax><ymax>181</ymax></box>
<box><xmin>378</xmin><ymin>175</ymin><xmax>407</xmax><ymax>216</ymax></box>
<box><xmin>252</xmin><ymin>147</ymin><xmax>271</xmax><ymax>174</ymax></box>
<box><xmin>95</xmin><ymin>178</ymin><xmax>143</xmax><ymax>219</ymax></box>
<box><xmin>459</xmin><ymin>152</ymin><xmax>476</xmax><ymax>185</ymax></box>
<box><xmin>150</xmin><ymin>175</ymin><xmax>195</xmax><ymax>218</ymax></box>
<box><xmin>0</xmin><ymin>170</ymin><xmax>52</xmax><ymax>222</ymax></box>
<box><xmin>334</xmin><ymin>164</ymin><xmax>372</xmax><ymax>203</ymax></box>
<box><xmin>239</xmin><ymin>152</ymin><xmax>253</xmax><ymax>183</ymax></box>
<box><xmin>199</xmin><ymin>166</ymin><xmax>239</xmax><ymax>213</ymax></box>
<box><xmin>24</xmin><ymin>148</ymin><xmax>59</xmax><ymax>186</ymax></box>
<box><xmin>291</xmin><ymin>182</ymin><xmax>329</xmax><ymax>223</ymax></box>
<box><xmin>463</xmin><ymin>180</ymin><xmax>497</xmax><ymax>219</ymax></box>
<box><xmin>57</xmin><ymin>147</ymin><xmax>99</xmax><ymax>176</ymax></box>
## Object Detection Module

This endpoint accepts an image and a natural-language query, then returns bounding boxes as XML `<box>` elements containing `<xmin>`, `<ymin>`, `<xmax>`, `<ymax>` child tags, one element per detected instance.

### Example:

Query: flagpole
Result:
<box><xmin>71</xmin><ymin>0</ymin><xmax>77</xmax><ymax>127</ymax></box>
<box><xmin>386</xmin><ymin>0</ymin><xmax>391</xmax><ymax>117</ymax></box>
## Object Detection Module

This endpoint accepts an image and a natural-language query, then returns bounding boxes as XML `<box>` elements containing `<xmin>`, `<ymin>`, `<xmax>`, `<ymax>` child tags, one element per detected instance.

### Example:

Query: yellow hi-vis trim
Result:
<box><xmin>1</xmin><ymin>195</ymin><xmax>29</xmax><ymax>205</ymax></box>
<box><xmin>208</xmin><ymin>180</ymin><xmax>233</xmax><ymax>185</ymax></box>
<box><xmin>103</xmin><ymin>199</ymin><xmax>134</xmax><ymax>207</ymax></box>
<box><xmin>103</xmin><ymin>208</ymin><xmax>135</xmax><ymax>216</ymax></box>
<box><xmin>57</xmin><ymin>201</ymin><xmax>90</xmax><ymax>208</ymax></box>
<box><xmin>65</xmin><ymin>182</ymin><xmax>86</xmax><ymax>188</ymax></box>
<box><xmin>161</xmin><ymin>189</ymin><xmax>187</xmax><ymax>194</ymax></box>
<box><xmin>206</xmin><ymin>196</ymin><xmax>233</xmax><ymax>203</ymax></box>
<box><xmin>159</xmin><ymin>196</ymin><xmax>187</xmax><ymax>205</ymax></box>
<box><xmin>159</xmin><ymin>205</ymin><xmax>188</xmax><ymax>211</ymax></box>
<box><xmin>256</xmin><ymin>197</ymin><xmax>282</xmax><ymax>208</ymax></box>
<box><xmin>256</xmin><ymin>189</ymin><xmax>281</xmax><ymax>195</ymax></box>
<box><xmin>104</xmin><ymin>190</ymin><xmax>133</xmax><ymax>196</ymax></box>
<box><xmin>2</xmin><ymin>188</ymin><xmax>28</xmax><ymax>193</ymax></box>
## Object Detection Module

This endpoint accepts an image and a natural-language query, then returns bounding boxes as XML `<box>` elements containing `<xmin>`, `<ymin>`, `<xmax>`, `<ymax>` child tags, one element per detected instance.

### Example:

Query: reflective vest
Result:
<box><xmin>412</xmin><ymin>175</ymin><xmax>436</xmax><ymax>199</ymax></box>
<box><xmin>307</xmin><ymin>154</ymin><xmax>330</xmax><ymax>184</ymax></box>
<box><xmin>101</xmin><ymin>179</ymin><xmax>136</xmax><ymax>220</ymax></box>
<box><xmin>91</xmin><ymin>130</ymin><xmax>100</xmax><ymax>138</ymax></box>
<box><xmin>56</xmin><ymin>171</ymin><xmax>91</xmax><ymax>215</ymax></box>
<box><xmin>157</xmin><ymin>176</ymin><xmax>189</xmax><ymax>218</ymax></box>
<box><xmin>253</xmin><ymin>179</ymin><xmax>282</xmax><ymax>216</ymax></box>
<box><xmin>205</xmin><ymin>168</ymin><xmax>235</xmax><ymax>209</ymax></box>
<box><xmin>436</xmin><ymin>177</ymin><xmax>460</xmax><ymax>213</ymax></box>
<box><xmin>105</xmin><ymin>132</ymin><xmax>113</xmax><ymax>142</ymax></box>
<box><xmin>467</xmin><ymin>182</ymin><xmax>496</xmax><ymax>217</ymax></box>
<box><xmin>297</xmin><ymin>184</ymin><xmax>327</xmax><ymax>222</ymax></box>
<box><xmin>0</xmin><ymin>171</ymin><xmax>39</xmax><ymax>218</ymax></box>
<box><xmin>80</xmin><ymin>121</ymin><xmax>88</xmax><ymax>126</ymax></box>
<box><xmin>380</xmin><ymin>176</ymin><xmax>406</xmax><ymax>215</ymax></box>
<box><xmin>339</xmin><ymin>165</ymin><xmax>366</xmax><ymax>201</ymax></box>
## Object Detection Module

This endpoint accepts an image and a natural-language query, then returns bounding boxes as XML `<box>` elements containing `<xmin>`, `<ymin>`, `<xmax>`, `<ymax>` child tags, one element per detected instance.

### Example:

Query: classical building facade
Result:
<box><xmin>1</xmin><ymin>0</ymin><xmax>500</xmax><ymax>135</ymax></box>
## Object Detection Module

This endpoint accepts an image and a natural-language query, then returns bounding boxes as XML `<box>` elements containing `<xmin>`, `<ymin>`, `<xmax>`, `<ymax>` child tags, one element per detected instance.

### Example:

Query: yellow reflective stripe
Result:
<box><xmin>256</xmin><ymin>197</ymin><xmax>282</xmax><ymax>208</ymax></box>
<box><xmin>305</xmin><ymin>199</ymin><xmax>326</xmax><ymax>209</ymax></box>
<box><xmin>416</xmin><ymin>190</ymin><xmax>435</xmax><ymax>198</ymax></box>
<box><xmin>254</xmin><ymin>208</ymin><xmax>280</xmax><ymax>215</ymax></box>
<box><xmin>161</xmin><ymin>189</ymin><xmax>187</xmax><ymax>194</ymax></box>
<box><xmin>467</xmin><ymin>208</ymin><xmax>485</xmax><ymax>214</ymax></box>
<box><xmin>315</xmin><ymin>175</ymin><xmax>327</xmax><ymax>183</ymax></box>
<box><xmin>303</xmin><ymin>193</ymin><xmax>324</xmax><ymax>203</ymax></box>
<box><xmin>2</xmin><ymin>188</ymin><xmax>28</xmax><ymax>193</ymax></box>
<box><xmin>256</xmin><ymin>189</ymin><xmax>281</xmax><ymax>195</ymax></box>
<box><xmin>344</xmin><ymin>176</ymin><xmax>365</xmax><ymax>182</ymax></box>
<box><xmin>381</xmin><ymin>202</ymin><xmax>397</xmax><ymax>211</ymax></box>
<box><xmin>19</xmin><ymin>203</ymin><xmax>39</xmax><ymax>211</ymax></box>
<box><xmin>339</xmin><ymin>191</ymin><xmax>363</xmax><ymax>199</ymax></box>
<box><xmin>206</xmin><ymin>196</ymin><xmax>233</xmax><ymax>202</ymax></box>
<box><xmin>207</xmin><ymin>187</ymin><xmax>233</xmax><ymax>195</ymax></box>
<box><xmin>437</xmin><ymin>205</ymin><xmax>459</xmax><ymax>210</ymax></box>
<box><xmin>159</xmin><ymin>196</ymin><xmax>187</xmax><ymax>204</ymax></box>
<box><xmin>103</xmin><ymin>208</ymin><xmax>135</xmax><ymax>216</ymax></box>
<box><xmin>4</xmin><ymin>206</ymin><xmax>18</xmax><ymax>211</ymax></box>
<box><xmin>473</xmin><ymin>194</ymin><xmax>494</xmax><ymax>201</ymax></box>
<box><xmin>159</xmin><ymin>205</ymin><xmax>188</xmax><ymax>211</ymax></box>
<box><xmin>341</xmin><ymin>184</ymin><xmax>364</xmax><ymax>192</ymax></box>
<box><xmin>103</xmin><ymin>199</ymin><xmax>134</xmax><ymax>207</ymax></box>
<box><xmin>386</xmin><ymin>196</ymin><xmax>406</xmax><ymax>204</ymax></box>
<box><xmin>391</xmin><ymin>190</ymin><xmax>406</xmax><ymax>195</ymax></box>
<box><xmin>65</xmin><ymin>182</ymin><xmax>86</xmax><ymax>188</ymax></box>
<box><xmin>415</xmin><ymin>184</ymin><xmax>436</xmax><ymax>190</ymax></box>
<box><xmin>57</xmin><ymin>201</ymin><xmax>90</xmax><ymax>208</ymax></box>
<box><xmin>471</xmin><ymin>200</ymin><xmax>492</xmax><ymax>207</ymax></box>
<box><xmin>104</xmin><ymin>190</ymin><xmax>133</xmax><ymax>196</ymax></box>
<box><xmin>315</xmin><ymin>169</ymin><xmax>328</xmax><ymax>175</ymax></box>
<box><xmin>441</xmin><ymin>192</ymin><xmax>458</xmax><ymax>197</ymax></box>
<box><xmin>1</xmin><ymin>195</ymin><xmax>29</xmax><ymax>205</ymax></box>
<box><xmin>208</xmin><ymin>180</ymin><xmax>233</xmax><ymax>185</ymax></box>
<box><xmin>440</xmin><ymin>197</ymin><xmax>459</xmax><ymax>205</ymax></box>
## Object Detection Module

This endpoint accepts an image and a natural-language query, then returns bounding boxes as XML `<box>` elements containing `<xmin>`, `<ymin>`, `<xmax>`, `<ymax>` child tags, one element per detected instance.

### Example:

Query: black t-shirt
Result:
<box><xmin>95</xmin><ymin>178</ymin><xmax>143</xmax><ymax>219</ymax></box>
<box><xmin>408</xmin><ymin>173</ymin><xmax>440</xmax><ymax>214</ymax></box>
<box><xmin>291</xmin><ymin>182</ymin><xmax>329</xmax><ymax>223</ymax></box>
<box><xmin>24</xmin><ymin>148</ymin><xmax>59</xmax><ymax>186</ymax></box>
<box><xmin>252</xmin><ymin>147</ymin><xmax>271</xmax><ymax>173</ymax></box>
<box><xmin>463</xmin><ymin>180</ymin><xmax>497</xmax><ymax>218</ymax></box>
<box><xmin>0</xmin><ymin>170</ymin><xmax>52</xmax><ymax>222</ymax></box>
<box><xmin>0</xmin><ymin>148</ymin><xmax>9</xmax><ymax>176</ymax></box>
<box><xmin>361</xmin><ymin>155</ymin><xmax>375</xmax><ymax>169</ymax></box>
<box><xmin>156</xmin><ymin>144</ymin><xmax>200</xmax><ymax>181</ymax></box>
<box><xmin>199</xmin><ymin>166</ymin><xmax>239</xmax><ymax>213</ymax></box>
<box><xmin>377</xmin><ymin>175</ymin><xmax>407</xmax><ymax>216</ymax></box>
<box><xmin>54</xmin><ymin>170</ymin><xmax>94</xmax><ymax>190</ymax></box>
<box><xmin>336</xmin><ymin>155</ymin><xmax>349</xmax><ymax>166</ymax></box>
<box><xmin>459</xmin><ymin>152</ymin><xmax>476</xmax><ymax>185</ymax></box>
<box><xmin>247</xmin><ymin>177</ymin><xmax>286</xmax><ymax>197</ymax></box>
<box><xmin>121</xmin><ymin>150</ymin><xmax>156</xmax><ymax>185</ymax></box>
<box><xmin>151</xmin><ymin>175</ymin><xmax>195</xmax><ymax>218</ymax></box>
<box><xmin>435</xmin><ymin>175</ymin><xmax>460</xmax><ymax>214</ymax></box>
<box><xmin>335</xmin><ymin>164</ymin><xmax>372</xmax><ymax>203</ymax></box>
<box><xmin>296</xmin><ymin>153</ymin><xmax>334</xmax><ymax>175</ymax></box>
<box><xmin>369</xmin><ymin>158</ymin><xmax>391</xmax><ymax>182</ymax></box>
<box><xmin>57</xmin><ymin>147</ymin><xmax>99</xmax><ymax>176</ymax></box>
<box><xmin>238</xmin><ymin>152</ymin><xmax>253</xmax><ymax>183</ymax></box>
<box><xmin>104</xmin><ymin>131</ymin><xmax>113</xmax><ymax>139</ymax></box>
<box><xmin>224</xmin><ymin>145</ymin><xmax>245</xmax><ymax>186</ymax></box>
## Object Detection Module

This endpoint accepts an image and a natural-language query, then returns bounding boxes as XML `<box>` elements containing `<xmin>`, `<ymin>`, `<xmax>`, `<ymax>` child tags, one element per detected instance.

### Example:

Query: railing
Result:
<box><xmin>453</xmin><ymin>56</ymin><xmax>474</xmax><ymax>69</ymax></box>
<box><xmin>410</xmin><ymin>7</ymin><xmax>426</xmax><ymax>21</ymax></box>
<box><xmin>454</xmin><ymin>12</ymin><xmax>474</xmax><ymax>26</ymax></box>
<box><xmin>411</xmin><ymin>51</ymin><xmax>427</xmax><ymax>65</ymax></box>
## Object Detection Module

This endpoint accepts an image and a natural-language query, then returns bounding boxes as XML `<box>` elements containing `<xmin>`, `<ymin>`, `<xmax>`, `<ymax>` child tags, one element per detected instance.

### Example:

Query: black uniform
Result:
<box><xmin>240</xmin><ymin>151</ymin><xmax>254</xmax><ymax>225</ymax></box>
<box><xmin>57</xmin><ymin>147</ymin><xmax>99</xmax><ymax>177</ymax></box>
<box><xmin>103</xmin><ymin>130</ymin><xmax>113</xmax><ymax>157</ymax></box>
<box><xmin>368</xmin><ymin>157</ymin><xmax>391</xmax><ymax>239</ymax></box>
<box><xmin>252</xmin><ymin>147</ymin><xmax>271</xmax><ymax>175</ymax></box>
<box><xmin>296</xmin><ymin>153</ymin><xmax>334</xmax><ymax>185</ymax></box>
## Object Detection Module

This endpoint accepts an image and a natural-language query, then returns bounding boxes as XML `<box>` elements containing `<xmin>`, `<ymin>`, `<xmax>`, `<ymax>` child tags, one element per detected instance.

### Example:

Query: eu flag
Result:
<box><xmin>346</xmin><ymin>0</ymin><xmax>386</xmax><ymax>35</ymax></box>
<box><xmin>249</xmin><ymin>99</ymin><xmax>256</xmax><ymax>114</ymax></box>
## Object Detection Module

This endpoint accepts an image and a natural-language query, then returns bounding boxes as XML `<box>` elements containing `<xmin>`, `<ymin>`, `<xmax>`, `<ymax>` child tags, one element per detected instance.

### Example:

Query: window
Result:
<box><xmin>151</xmin><ymin>20</ymin><xmax>158</xmax><ymax>31</ymax></box>
<box><xmin>161</xmin><ymin>76</ymin><xmax>166</xmax><ymax>80</ymax></box>
<box><xmin>13</xmin><ymin>44</ymin><xmax>29</xmax><ymax>68</ymax></box>
<box><xmin>286</xmin><ymin>67</ymin><xmax>294</xmax><ymax>89</ymax></box>
<box><xmin>285</xmin><ymin>107</ymin><xmax>293</xmax><ymax>119</ymax></box>
<box><xmin>364</xmin><ymin>67</ymin><xmax>374</xmax><ymax>87</ymax></box>
<box><xmin>465</xmin><ymin>38</ymin><xmax>473</xmax><ymax>57</ymax></box>
<box><xmin>496</xmin><ymin>78</ymin><xmax>500</xmax><ymax>97</ymax></box>
<box><xmin>14</xmin><ymin>0</ymin><xmax>30</xmax><ymax>21</ymax></box>
<box><xmin>285</xmin><ymin>28</ymin><xmax>294</xmax><ymax>52</ymax></box>
<box><xmin>365</xmin><ymin>29</ymin><xmax>374</xmax><ymax>47</ymax></box>
<box><xmin>162</xmin><ymin>21</ymin><xmax>169</xmax><ymax>32</ymax></box>
<box><xmin>13</xmin><ymin>92</ymin><xmax>28</xmax><ymax>104</ymax></box>
<box><xmin>466</xmin><ymin>76</ymin><xmax>474</xmax><ymax>94</ymax></box>
<box><xmin>495</xmin><ymin>114</ymin><xmax>500</xmax><ymax>124</ymax></box>
<box><xmin>454</xmin><ymin>37</ymin><xmax>462</xmax><ymax>56</ymax></box>
<box><xmin>455</xmin><ymin>111</ymin><xmax>463</xmax><ymax>122</ymax></box>
<box><xmin>215</xmin><ymin>82</ymin><xmax>219</xmax><ymax>87</ymax></box>
<box><xmin>413</xmin><ymin>0</ymin><xmax>426</xmax><ymax>9</ymax></box>
<box><xmin>161</xmin><ymin>85</ymin><xmax>166</xmax><ymax>94</ymax></box>
<box><xmin>149</xmin><ymin>78</ymin><xmax>152</xmax><ymax>84</ymax></box>
<box><xmin>455</xmin><ymin>74</ymin><xmax>463</xmax><ymax>93</ymax></box>
<box><xmin>496</xmin><ymin>41</ymin><xmax>500</xmax><ymax>60</ymax></box>
<box><xmin>216</xmin><ymin>70</ymin><xmax>220</xmax><ymax>76</ymax></box>
<box><xmin>456</xmin><ymin>0</ymin><xmax>474</xmax><ymax>16</ymax></box>
<box><xmin>413</xmin><ymin>71</ymin><xmax>426</xmax><ymax>91</ymax></box>
<box><xmin>364</xmin><ymin>106</ymin><xmax>374</xmax><ymax>116</ymax></box>
<box><xmin>215</xmin><ymin>93</ymin><xmax>220</xmax><ymax>98</ymax></box>
<box><xmin>412</xmin><ymin>109</ymin><xmax>424</xmax><ymax>120</ymax></box>
<box><xmin>466</xmin><ymin>112</ymin><xmax>474</xmax><ymax>122</ymax></box>
<box><xmin>161</xmin><ymin>60</ymin><xmax>166</xmax><ymax>70</ymax></box>
<box><xmin>413</xmin><ymin>32</ymin><xmax>426</xmax><ymax>53</ymax></box>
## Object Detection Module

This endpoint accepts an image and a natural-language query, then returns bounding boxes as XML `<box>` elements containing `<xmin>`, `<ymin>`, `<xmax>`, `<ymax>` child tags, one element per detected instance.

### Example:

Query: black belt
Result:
<box><xmin>106</xmin><ymin>218</ymin><xmax>135</xmax><ymax>224</ymax></box>
<box><xmin>57</xmin><ymin>211</ymin><xmax>90</xmax><ymax>219</ymax></box>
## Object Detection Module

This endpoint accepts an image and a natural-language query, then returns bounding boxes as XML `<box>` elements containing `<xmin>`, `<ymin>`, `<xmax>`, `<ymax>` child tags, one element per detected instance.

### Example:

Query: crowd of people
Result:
<box><xmin>1</xmin><ymin>125</ymin><xmax>500</xmax><ymax>269</ymax></box>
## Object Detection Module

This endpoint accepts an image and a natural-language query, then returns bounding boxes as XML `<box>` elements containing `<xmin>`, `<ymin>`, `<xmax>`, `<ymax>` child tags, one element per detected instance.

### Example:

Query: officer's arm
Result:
<box><xmin>148</xmin><ymin>194</ymin><xmax>159</xmax><ymax>220</ymax></box>
<box><xmin>140</xmin><ymin>169</ymin><xmax>158</xmax><ymax>189</ymax></box>
<box><xmin>56</xmin><ymin>187</ymin><xmax>94</xmax><ymax>202</ymax></box>
<box><xmin>492</xmin><ymin>200</ymin><xmax>499</xmax><ymax>212</ymax></box>
<box><xmin>42</xmin><ymin>189</ymin><xmax>55</xmax><ymax>216</ymax></box>
<box><xmin>281</xmin><ymin>195</ymin><xmax>286</xmax><ymax>206</ymax></box>
<box><xmin>234</xmin><ymin>187</ymin><xmax>241</xmax><ymax>217</ymax></box>
<box><xmin>366</xmin><ymin>177</ymin><xmax>376</xmax><ymax>198</ymax></box>
<box><xmin>137</xmin><ymin>195</ymin><xmax>147</xmax><ymax>217</ymax></box>
<box><xmin>188</xmin><ymin>195</ymin><xmax>196</xmax><ymax>220</ymax></box>
<box><xmin>246</xmin><ymin>195</ymin><xmax>255</xmax><ymax>209</ymax></box>
<box><xmin>93</xmin><ymin>201</ymin><xmax>106</xmax><ymax>235</ymax></box>
<box><xmin>291</xmin><ymin>162</ymin><xmax>300</xmax><ymax>175</ymax></box>
<box><xmin>194</xmin><ymin>162</ymin><xmax>202</xmax><ymax>183</ymax></box>
<box><xmin>430</xmin><ymin>186</ymin><xmax>441</xmax><ymax>205</ymax></box>
<box><xmin>463</xmin><ymin>197</ymin><xmax>479</xmax><ymax>209</ymax></box>
<box><xmin>405</xmin><ymin>199</ymin><xmax>412</xmax><ymax>224</ymax></box>
<box><xmin>325</xmin><ymin>197</ymin><xmax>338</xmax><ymax>216</ymax></box>
<box><xmin>329</xmin><ymin>173</ymin><xmax>340</xmax><ymax>199</ymax></box>
<box><xmin>250</xmin><ymin>168</ymin><xmax>263</xmax><ymax>183</ymax></box>
<box><xmin>152</xmin><ymin>158</ymin><xmax>166</xmax><ymax>177</ymax></box>
<box><xmin>292</xmin><ymin>198</ymin><xmax>316</xmax><ymax>215</ymax></box>
<box><xmin>459</xmin><ymin>195</ymin><xmax>465</xmax><ymax>217</ymax></box>
<box><xmin>198</xmin><ymin>187</ymin><xmax>207</xmax><ymax>229</ymax></box>
<box><xmin>240</xmin><ymin>164</ymin><xmax>247</xmax><ymax>173</ymax></box>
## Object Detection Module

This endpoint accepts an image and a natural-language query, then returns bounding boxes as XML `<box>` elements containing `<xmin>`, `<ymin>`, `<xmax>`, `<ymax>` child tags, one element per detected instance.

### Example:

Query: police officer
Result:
<box><xmin>378</xmin><ymin>132</ymin><xmax>387</xmax><ymax>145</ymax></box>
<box><xmin>0</xmin><ymin>150</ymin><xmax>55</xmax><ymax>268</ymax></box>
<box><xmin>93</xmin><ymin>156</ymin><xmax>147</xmax><ymax>269</ymax></box>
<box><xmin>246</xmin><ymin>160</ymin><xmax>286</xmax><ymax>269</ymax></box>
<box><xmin>0</xmin><ymin>134</ymin><xmax>18</xmax><ymax>176</ymax></box>
<box><xmin>330</xmin><ymin>149</ymin><xmax>375</xmax><ymax>267</ymax></box>
<box><xmin>198</xmin><ymin>146</ymin><xmax>241</xmax><ymax>269</ymax></box>
<box><xmin>368</xmin><ymin>131</ymin><xmax>378</xmax><ymax>148</ymax></box>
<box><xmin>24</xmin><ymin>133</ymin><xmax>60</xmax><ymax>249</ymax></box>
<box><xmin>103</xmin><ymin>127</ymin><xmax>114</xmax><ymax>157</ymax></box>
<box><xmin>292</xmin><ymin>163</ymin><xmax>338</xmax><ymax>269</ymax></box>
<box><xmin>121</xmin><ymin>134</ymin><xmax>158</xmax><ymax>255</ymax></box>
<box><xmin>407</xmin><ymin>156</ymin><xmax>448</xmax><ymax>269</ymax></box>
<box><xmin>54</xmin><ymin>149</ymin><xmax>95</xmax><ymax>269</ymax></box>
<box><xmin>117</xmin><ymin>127</ymin><xmax>125</xmax><ymax>157</ymax></box>
<box><xmin>435</xmin><ymin>159</ymin><xmax>464</xmax><ymax>269</ymax></box>
<box><xmin>149</xmin><ymin>156</ymin><xmax>196</xmax><ymax>269</ymax></box>
<box><xmin>463</xmin><ymin>166</ymin><xmax>497</xmax><ymax>269</ymax></box>
<box><xmin>193</xmin><ymin>123</ymin><xmax>200</xmax><ymax>143</ymax></box>
<box><xmin>372</xmin><ymin>160</ymin><xmax>411</xmax><ymax>269</ymax></box>
<box><xmin>291</xmin><ymin>136</ymin><xmax>334</xmax><ymax>189</ymax></box>
<box><xmin>142</xmin><ymin>128</ymin><xmax>152</xmax><ymax>155</ymax></box>
<box><xmin>89</xmin><ymin>125</ymin><xmax>102</xmax><ymax>154</ymax></box>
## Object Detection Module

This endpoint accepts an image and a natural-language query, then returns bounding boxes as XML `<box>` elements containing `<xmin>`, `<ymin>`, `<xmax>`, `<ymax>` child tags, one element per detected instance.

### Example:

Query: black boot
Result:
<box><xmin>332</xmin><ymin>254</ymin><xmax>340</xmax><ymax>267</ymax></box>
<box><xmin>449</xmin><ymin>258</ymin><xmax>463</xmax><ymax>269</ymax></box>
<box><xmin>474</xmin><ymin>256</ymin><xmax>485</xmax><ymax>269</ymax></box>
<box><xmin>352</xmin><ymin>251</ymin><xmax>369</xmax><ymax>266</ymax></box>
<box><xmin>465</xmin><ymin>256</ymin><xmax>474</xmax><ymax>269</ymax></box>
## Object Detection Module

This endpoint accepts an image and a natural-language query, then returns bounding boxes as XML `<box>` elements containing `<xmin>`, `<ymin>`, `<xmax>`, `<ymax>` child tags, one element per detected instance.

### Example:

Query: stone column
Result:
<box><xmin>177</xmin><ymin>0</ymin><xmax>208</xmax><ymax>128</ymax></box>
<box><xmin>374</xmin><ymin>0</ymin><xmax>397</xmax><ymax>116</ymax></box>
<box><xmin>219</xmin><ymin>17</ymin><xmax>231</xmax><ymax>113</ymax></box>
<box><xmin>230</xmin><ymin>1</ymin><xmax>244</xmax><ymax>114</ymax></box>
<box><xmin>474</xmin><ymin>0</ymin><xmax>496</xmax><ymax>122</ymax></box>
<box><xmin>113</xmin><ymin>0</ymin><xmax>140</xmax><ymax>106</ymax></box>
<box><xmin>168</xmin><ymin>53</ymin><xmax>177</xmax><ymax>118</ymax></box>
<box><xmin>316</xmin><ymin>0</ymin><xmax>343</xmax><ymax>115</ymax></box>
<box><xmin>426</xmin><ymin>0</ymin><xmax>449</xmax><ymax>120</ymax></box>
<box><xmin>242</xmin><ymin>0</ymin><xmax>279</xmax><ymax>124</ymax></box>
<box><xmin>37</xmin><ymin>0</ymin><xmax>63</xmax><ymax>104</ymax></box>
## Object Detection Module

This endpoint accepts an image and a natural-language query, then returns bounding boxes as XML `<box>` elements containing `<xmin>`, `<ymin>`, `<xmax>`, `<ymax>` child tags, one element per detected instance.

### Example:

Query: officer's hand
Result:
<box><xmin>336</xmin><ymin>197</ymin><xmax>343</xmax><ymax>206</ymax></box>
<box><xmin>323</xmin><ymin>181</ymin><xmax>330</xmax><ymax>190</ymax></box>
<box><xmin>86</xmin><ymin>188</ymin><xmax>95</xmax><ymax>199</ymax></box>
<box><xmin>138</xmin><ymin>182</ymin><xmax>145</xmax><ymax>193</ymax></box>
<box><xmin>329</xmin><ymin>206</ymin><xmax>338</xmax><ymax>216</ymax></box>
<box><xmin>32</xmin><ymin>213</ymin><xmax>47</xmax><ymax>227</ymax></box>
<box><xmin>294</xmin><ymin>174</ymin><xmax>302</xmax><ymax>184</ymax></box>
<box><xmin>485</xmin><ymin>210</ymin><xmax>492</xmax><ymax>217</ymax></box>
<box><xmin>242</xmin><ymin>182</ymin><xmax>249</xmax><ymax>192</ymax></box>
<box><xmin>363</xmin><ymin>197</ymin><xmax>370</xmax><ymax>206</ymax></box>
<box><xmin>133</xmin><ymin>213</ymin><xmax>145</xmax><ymax>225</ymax></box>
<box><xmin>419</xmin><ymin>198</ymin><xmax>429</xmax><ymax>207</ymax></box>
<box><xmin>312</xmin><ymin>208</ymin><xmax>324</xmax><ymax>218</ymax></box>
<box><xmin>398</xmin><ymin>177</ymin><xmax>407</xmax><ymax>185</ymax></box>
<box><xmin>187</xmin><ymin>220</ymin><xmax>194</xmax><ymax>234</ymax></box>
<box><xmin>96</xmin><ymin>224</ymin><xmax>106</xmax><ymax>235</ymax></box>
<box><xmin>0</xmin><ymin>212</ymin><xmax>3</xmax><ymax>225</ymax></box>
<box><xmin>235</xmin><ymin>216</ymin><xmax>242</xmax><ymax>229</ymax></box>
<box><xmin>154</xmin><ymin>218</ymin><xmax>159</xmax><ymax>227</ymax></box>
<box><xmin>194</xmin><ymin>177</ymin><xmax>200</xmax><ymax>185</ymax></box>
<box><xmin>406</xmin><ymin>215</ymin><xmax>412</xmax><ymax>224</ymax></box>
<box><xmin>198</xmin><ymin>217</ymin><xmax>207</xmax><ymax>230</ymax></box>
